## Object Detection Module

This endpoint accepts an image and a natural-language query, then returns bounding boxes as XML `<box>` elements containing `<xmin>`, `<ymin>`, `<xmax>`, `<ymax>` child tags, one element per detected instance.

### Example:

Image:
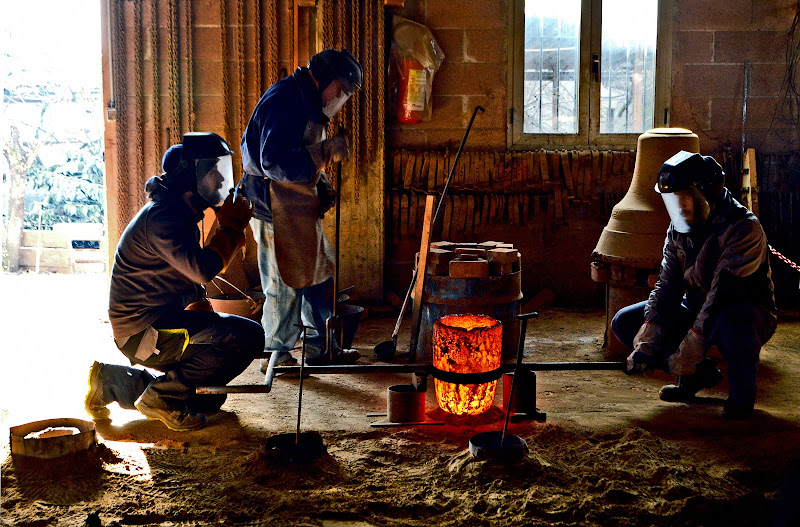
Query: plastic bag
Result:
<box><xmin>388</xmin><ymin>16</ymin><xmax>445</xmax><ymax>123</ymax></box>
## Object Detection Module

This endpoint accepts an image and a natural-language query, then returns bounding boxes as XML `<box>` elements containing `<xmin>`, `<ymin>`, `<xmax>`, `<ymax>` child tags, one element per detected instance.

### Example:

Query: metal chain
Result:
<box><xmin>168</xmin><ymin>0</ymin><xmax>180</xmax><ymax>144</ymax></box>
<box><xmin>254</xmin><ymin>0</ymin><xmax>262</xmax><ymax>94</ymax></box>
<box><xmin>267</xmin><ymin>0</ymin><xmax>278</xmax><ymax>86</ymax></box>
<box><xmin>133</xmin><ymin>0</ymin><xmax>145</xmax><ymax>209</ymax></box>
<box><xmin>376</xmin><ymin>0</ymin><xmax>385</xmax><ymax>154</ymax></box>
<box><xmin>185</xmin><ymin>0</ymin><xmax>194</xmax><ymax>130</ymax></box>
<box><xmin>236</xmin><ymin>0</ymin><xmax>246</xmax><ymax>178</ymax></box>
<box><xmin>219</xmin><ymin>0</ymin><xmax>232</xmax><ymax>144</ymax></box>
<box><xmin>237</xmin><ymin>0</ymin><xmax>246</xmax><ymax>135</ymax></box>
<box><xmin>364</xmin><ymin>0</ymin><xmax>373</xmax><ymax>161</ymax></box>
<box><xmin>351</xmin><ymin>0</ymin><xmax>360</xmax><ymax>204</ymax></box>
<box><xmin>770</xmin><ymin>245</ymin><xmax>800</xmax><ymax>273</ymax></box>
<box><xmin>150</xmin><ymin>0</ymin><xmax>162</xmax><ymax>154</ymax></box>
<box><xmin>113</xmin><ymin>0</ymin><xmax>130</xmax><ymax>225</ymax></box>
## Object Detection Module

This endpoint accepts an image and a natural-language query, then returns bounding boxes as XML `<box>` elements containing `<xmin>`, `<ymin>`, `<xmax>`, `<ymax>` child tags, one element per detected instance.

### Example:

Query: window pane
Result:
<box><xmin>523</xmin><ymin>0</ymin><xmax>581</xmax><ymax>134</ymax></box>
<box><xmin>600</xmin><ymin>0</ymin><xmax>657</xmax><ymax>134</ymax></box>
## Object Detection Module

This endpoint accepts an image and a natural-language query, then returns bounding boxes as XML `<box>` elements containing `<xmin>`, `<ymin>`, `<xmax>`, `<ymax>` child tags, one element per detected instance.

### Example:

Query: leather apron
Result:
<box><xmin>270</xmin><ymin>178</ymin><xmax>335</xmax><ymax>289</ymax></box>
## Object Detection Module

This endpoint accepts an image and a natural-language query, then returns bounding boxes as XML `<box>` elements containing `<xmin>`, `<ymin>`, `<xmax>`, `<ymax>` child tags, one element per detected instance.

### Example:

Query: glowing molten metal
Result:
<box><xmin>432</xmin><ymin>314</ymin><xmax>502</xmax><ymax>416</ymax></box>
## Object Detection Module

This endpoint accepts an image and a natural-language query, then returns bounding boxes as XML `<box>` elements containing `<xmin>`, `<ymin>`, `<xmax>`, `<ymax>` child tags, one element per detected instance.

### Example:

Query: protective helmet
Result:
<box><xmin>308</xmin><ymin>49</ymin><xmax>363</xmax><ymax>94</ymax></box>
<box><xmin>180</xmin><ymin>132</ymin><xmax>235</xmax><ymax>208</ymax></box>
<box><xmin>655</xmin><ymin>151</ymin><xmax>725</xmax><ymax>233</ymax></box>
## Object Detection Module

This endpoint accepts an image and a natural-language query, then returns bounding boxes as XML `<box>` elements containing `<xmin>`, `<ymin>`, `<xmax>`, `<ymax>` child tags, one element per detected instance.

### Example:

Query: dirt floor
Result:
<box><xmin>2</xmin><ymin>272</ymin><xmax>800</xmax><ymax>527</ymax></box>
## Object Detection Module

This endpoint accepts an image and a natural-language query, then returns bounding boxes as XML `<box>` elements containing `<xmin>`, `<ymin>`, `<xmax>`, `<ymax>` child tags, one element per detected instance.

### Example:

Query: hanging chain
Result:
<box><xmin>267</xmin><ymin>0</ymin><xmax>278</xmax><ymax>86</ymax></box>
<box><xmin>168</xmin><ymin>0</ymin><xmax>180</xmax><ymax>145</ymax></box>
<box><xmin>364</xmin><ymin>0</ymin><xmax>373</xmax><ymax>162</ymax></box>
<box><xmin>770</xmin><ymin>245</ymin><xmax>800</xmax><ymax>273</ymax></box>
<box><xmin>219</xmin><ymin>0</ymin><xmax>232</xmax><ymax>144</ymax></box>
<box><xmin>113</xmin><ymin>0</ymin><xmax>130</xmax><ymax>225</ymax></box>
<box><xmin>236</xmin><ymin>0</ymin><xmax>246</xmax><ymax>178</ymax></box>
<box><xmin>237</xmin><ymin>0</ymin><xmax>246</xmax><ymax>136</ymax></box>
<box><xmin>376</xmin><ymin>0</ymin><xmax>385</xmax><ymax>154</ymax></box>
<box><xmin>150</xmin><ymin>0</ymin><xmax>162</xmax><ymax>154</ymax></box>
<box><xmin>254</xmin><ymin>0</ymin><xmax>262</xmax><ymax>94</ymax></box>
<box><xmin>133</xmin><ymin>0</ymin><xmax>145</xmax><ymax>209</ymax></box>
<box><xmin>185</xmin><ymin>0</ymin><xmax>195</xmax><ymax>130</ymax></box>
<box><xmin>351</xmin><ymin>0</ymin><xmax>360</xmax><ymax>204</ymax></box>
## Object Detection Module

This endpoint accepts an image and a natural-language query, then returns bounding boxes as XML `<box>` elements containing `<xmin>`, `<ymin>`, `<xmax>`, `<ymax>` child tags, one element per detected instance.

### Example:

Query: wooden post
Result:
<box><xmin>409</xmin><ymin>194</ymin><xmax>437</xmax><ymax>362</ymax></box>
<box><xmin>742</xmin><ymin>148</ymin><xmax>759</xmax><ymax>218</ymax></box>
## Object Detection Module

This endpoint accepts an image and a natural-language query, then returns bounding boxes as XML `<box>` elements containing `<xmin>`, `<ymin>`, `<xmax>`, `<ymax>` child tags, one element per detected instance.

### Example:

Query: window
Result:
<box><xmin>509</xmin><ymin>0</ymin><xmax>672</xmax><ymax>148</ymax></box>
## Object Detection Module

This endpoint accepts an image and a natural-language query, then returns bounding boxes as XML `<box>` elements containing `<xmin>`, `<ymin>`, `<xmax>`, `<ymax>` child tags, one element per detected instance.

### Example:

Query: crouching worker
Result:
<box><xmin>612</xmin><ymin>151</ymin><xmax>777</xmax><ymax>420</ymax></box>
<box><xmin>85</xmin><ymin>132</ymin><xmax>263</xmax><ymax>431</ymax></box>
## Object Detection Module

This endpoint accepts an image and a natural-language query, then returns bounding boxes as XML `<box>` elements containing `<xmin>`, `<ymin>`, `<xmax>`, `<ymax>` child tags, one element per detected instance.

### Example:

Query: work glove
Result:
<box><xmin>207</xmin><ymin>226</ymin><xmax>246</xmax><ymax>267</ymax></box>
<box><xmin>316</xmin><ymin>174</ymin><xmax>337</xmax><ymax>218</ymax></box>
<box><xmin>308</xmin><ymin>133</ymin><xmax>351</xmax><ymax>171</ymax></box>
<box><xmin>626</xmin><ymin>322</ymin><xmax>665</xmax><ymax>375</ymax></box>
<box><xmin>324</xmin><ymin>134</ymin><xmax>350</xmax><ymax>164</ymax></box>
<box><xmin>667</xmin><ymin>328</ymin><xmax>708</xmax><ymax>376</ymax></box>
<box><xmin>214</xmin><ymin>190</ymin><xmax>253</xmax><ymax>232</ymax></box>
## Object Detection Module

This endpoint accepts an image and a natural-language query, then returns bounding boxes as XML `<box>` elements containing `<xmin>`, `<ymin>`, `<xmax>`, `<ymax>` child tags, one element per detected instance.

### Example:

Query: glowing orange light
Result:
<box><xmin>432</xmin><ymin>314</ymin><xmax>502</xmax><ymax>416</ymax></box>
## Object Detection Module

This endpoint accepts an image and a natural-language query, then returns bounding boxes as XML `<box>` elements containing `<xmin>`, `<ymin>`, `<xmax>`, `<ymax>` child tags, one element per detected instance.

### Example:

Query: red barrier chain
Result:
<box><xmin>770</xmin><ymin>245</ymin><xmax>800</xmax><ymax>273</ymax></box>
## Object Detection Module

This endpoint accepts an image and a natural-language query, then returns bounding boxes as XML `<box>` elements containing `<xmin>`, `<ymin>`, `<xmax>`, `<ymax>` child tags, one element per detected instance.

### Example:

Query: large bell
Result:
<box><xmin>593</xmin><ymin>128</ymin><xmax>699</xmax><ymax>355</ymax></box>
<box><xmin>593</xmin><ymin>128</ymin><xmax>700</xmax><ymax>267</ymax></box>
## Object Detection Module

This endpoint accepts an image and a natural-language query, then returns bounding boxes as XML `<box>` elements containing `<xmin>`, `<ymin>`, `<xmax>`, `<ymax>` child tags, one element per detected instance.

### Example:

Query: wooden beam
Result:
<box><xmin>742</xmin><ymin>148</ymin><xmax>759</xmax><ymax>218</ymax></box>
<box><xmin>409</xmin><ymin>194</ymin><xmax>436</xmax><ymax>361</ymax></box>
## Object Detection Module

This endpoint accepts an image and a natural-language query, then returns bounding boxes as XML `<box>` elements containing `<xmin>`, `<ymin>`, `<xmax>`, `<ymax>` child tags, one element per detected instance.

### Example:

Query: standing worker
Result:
<box><xmin>240</xmin><ymin>49</ymin><xmax>363</xmax><ymax>368</ymax></box>
<box><xmin>85</xmin><ymin>132</ymin><xmax>263</xmax><ymax>431</ymax></box>
<box><xmin>612</xmin><ymin>151</ymin><xmax>777</xmax><ymax>419</ymax></box>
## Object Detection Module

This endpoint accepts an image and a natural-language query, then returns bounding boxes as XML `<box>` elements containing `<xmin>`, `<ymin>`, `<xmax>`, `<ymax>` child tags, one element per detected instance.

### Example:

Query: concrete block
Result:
<box><xmin>677</xmin><ymin>64</ymin><xmax>743</xmax><ymax>98</ymax></box>
<box><xmin>670</xmin><ymin>96</ymin><xmax>712</xmax><ymax>132</ymax></box>
<box><xmin>449</xmin><ymin>258</ymin><xmax>489</xmax><ymax>278</ymax></box>
<box><xmin>674</xmin><ymin>0</ymin><xmax>753</xmax><ymax>31</ymax></box>
<box><xmin>455</xmin><ymin>247</ymin><xmax>488</xmax><ymax>259</ymax></box>
<box><xmin>488</xmin><ymin>248</ymin><xmax>520</xmax><ymax>275</ymax></box>
<box><xmin>751</xmin><ymin>63</ymin><xmax>787</xmax><ymax>97</ymax></box>
<box><xmin>427</xmin><ymin>0</ymin><xmax>505</xmax><ymax>29</ymax></box>
<box><xmin>434</xmin><ymin>62</ymin><xmax>506</xmax><ymax>96</ymax></box>
<box><xmin>752</xmin><ymin>1</ymin><xmax>798</xmax><ymax>31</ymax></box>
<box><xmin>675</xmin><ymin>30</ymin><xmax>713</xmax><ymax>64</ymax></box>
<box><xmin>714</xmin><ymin>31</ymin><xmax>788</xmax><ymax>64</ymax></box>
<box><xmin>427</xmin><ymin>248</ymin><xmax>455</xmax><ymax>275</ymax></box>
<box><xmin>431</xmin><ymin>241</ymin><xmax>456</xmax><ymax>250</ymax></box>
<box><xmin>464</xmin><ymin>29</ymin><xmax>505</xmax><ymax>63</ymax></box>
<box><xmin>432</xmin><ymin>29</ymin><xmax>464</xmax><ymax>62</ymax></box>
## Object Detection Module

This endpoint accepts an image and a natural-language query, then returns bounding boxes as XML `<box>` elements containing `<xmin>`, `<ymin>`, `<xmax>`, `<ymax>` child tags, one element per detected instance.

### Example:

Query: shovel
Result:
<box><xmin>373</xmin><ymin>105</ymin><xmax>485</xmax><ymax>360</ymax></box>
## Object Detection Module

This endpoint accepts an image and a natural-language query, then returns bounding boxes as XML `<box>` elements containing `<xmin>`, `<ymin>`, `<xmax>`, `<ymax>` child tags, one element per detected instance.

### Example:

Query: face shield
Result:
<box><xmin>323</xmin><ymin>81</ymin><xmax>354</xmax><ymax>119</ymax></box>
<box><xmin>195</xmin><ymin>155</ymin><xmax>234</xmax><ymax>208</ymax></box>
<box><xmin>657</xmin><ymin>183</ymin><xmax>711</xmax><ymax>234</ymax></box>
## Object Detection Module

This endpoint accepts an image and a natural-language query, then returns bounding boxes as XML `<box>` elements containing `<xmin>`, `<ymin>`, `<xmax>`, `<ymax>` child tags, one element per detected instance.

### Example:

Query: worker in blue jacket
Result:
<box><xmin>85</xmin><ymin>133</ymin><xmax>262</xmax><ymax>431</ymax></box>
<box><xmin>240</xmin><ymin>49</ymin><xmax>363</xmax><ymax>368</ymax></box>
<box><xmin>613</xmin><ymin>151</ymin><xmax>777</xmax><ymax>419</ymax></box>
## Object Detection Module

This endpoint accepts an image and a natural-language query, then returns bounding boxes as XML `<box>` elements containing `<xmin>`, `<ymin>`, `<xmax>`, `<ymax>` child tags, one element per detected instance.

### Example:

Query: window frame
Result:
<box><xmin>507</xmin><ymin>0</ymin><xmax>673</xmax><ymax>150</ymax></box>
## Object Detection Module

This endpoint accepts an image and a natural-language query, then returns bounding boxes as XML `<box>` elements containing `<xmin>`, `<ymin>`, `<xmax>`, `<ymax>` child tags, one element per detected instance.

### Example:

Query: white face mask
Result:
<box><xmin>323</xmin><ymin>91</ymin><xmax>351</xmax><ymax>119</ymax></box>
<box><xmin>660</xmin><ymin>187</ymin><xmax>711</xmax><ymax>234</ymax></box>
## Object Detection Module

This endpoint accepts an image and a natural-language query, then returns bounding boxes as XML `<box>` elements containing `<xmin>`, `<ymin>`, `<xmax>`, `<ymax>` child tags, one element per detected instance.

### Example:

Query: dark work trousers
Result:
<box><xmin>101</xmin><ymin>310</ymin><xmax>263</xmax><ymax>414</ymax></box>
<box><xmin>611</xmin><ymin>301</ymin><xmax>776</xmax><ymax>408</ymax></box>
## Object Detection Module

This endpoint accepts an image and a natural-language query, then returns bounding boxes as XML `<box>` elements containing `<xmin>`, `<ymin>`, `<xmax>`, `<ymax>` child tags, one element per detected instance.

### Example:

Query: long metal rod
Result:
<box><xmin>502</xmin><ymin>312</ymin><xmax>538</xmax><ymax>446</ymax></box>
<box><xmin>296</xmin><ymin>326</ymin><xmax>308</xmax><ymax>443</ymax></box>
<box><xmin>196</xmin><ymin>361</ymin><xmax>625</xmax><ymax>394</ymax></box>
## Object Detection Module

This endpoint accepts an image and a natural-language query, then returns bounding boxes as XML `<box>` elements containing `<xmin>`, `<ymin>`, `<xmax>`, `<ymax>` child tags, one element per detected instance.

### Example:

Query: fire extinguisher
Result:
<box><xmin>397</xmin><ymin>58</ymin><xmax>426</xmax><ymax>124</ymax></box>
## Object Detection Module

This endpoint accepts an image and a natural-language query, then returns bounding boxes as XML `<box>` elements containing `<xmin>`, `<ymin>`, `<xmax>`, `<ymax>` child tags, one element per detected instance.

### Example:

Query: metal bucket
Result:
<box><xmin>416</xmin><ymin>271</ymin><xmax>522</xmax><ymax>362</ymax></box>
<box><xmin>387</xmin><ymin>384</ymin><xmax>426</xmax><ymax>423</ymax></box>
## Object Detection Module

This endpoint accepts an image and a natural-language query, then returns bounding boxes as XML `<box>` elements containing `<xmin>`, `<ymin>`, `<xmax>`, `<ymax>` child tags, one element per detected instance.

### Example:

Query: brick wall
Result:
<box><xmin>382</xmin><ymin>0</ymin><xmax>800</xmax><ymax>305</ymax></box>
<box><xmin>387</xmin><ymin>0</ymin><xmax>507</xmax><ymax>150</ymax></box>
<box><xmin>670</xmin><ymin>0</ymin><xmax>799</xmax><ymax>153</ymax></box>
